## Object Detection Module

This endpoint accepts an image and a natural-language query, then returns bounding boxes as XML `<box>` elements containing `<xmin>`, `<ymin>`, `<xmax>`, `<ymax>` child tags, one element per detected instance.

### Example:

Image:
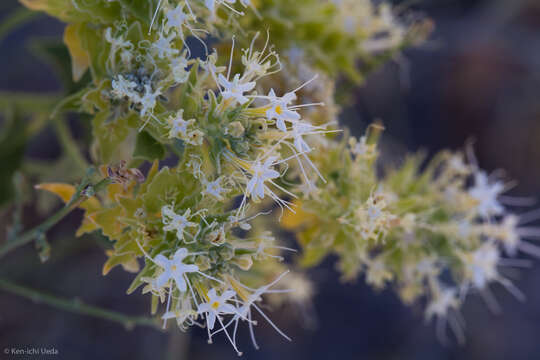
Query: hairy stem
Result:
<box><xmin>0</xmin><ymin>174</ymin><xmax>111</xmax><ymax>259</ymax></box>
<box><xmin>0</xmin><ymin>278</ymin><xmax>159</xmax><ymax>330</ymax></box>
<box><xmin>53</xmin><ymin>117</ymin><xmax>90</xmax><ymax>173</ymax></box>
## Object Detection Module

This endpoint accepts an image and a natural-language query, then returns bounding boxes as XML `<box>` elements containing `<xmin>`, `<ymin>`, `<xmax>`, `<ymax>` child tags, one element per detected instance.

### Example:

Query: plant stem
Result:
<box><xmin>0</xmin><ymin>176</ymin><xmax>112</xmax><ymax>259</ymax></box>
<box><xmin>0</xmin><ymin>92</ymin><xmax>61</xmax><ymax>113</ymax></box>
<box><xmin>0</xmin><ymin>8</ymin><xmax>43</xmax><ymax>45</ymax></box>
<box><xmin>53</xmin><ymin>117</ymin><xmax>90</xmax><ymax>173</ymax></box>
<box><xmin>0</xmin><ymin>278</ymin><xmax>159</xmax><ymax>330</ymax></box>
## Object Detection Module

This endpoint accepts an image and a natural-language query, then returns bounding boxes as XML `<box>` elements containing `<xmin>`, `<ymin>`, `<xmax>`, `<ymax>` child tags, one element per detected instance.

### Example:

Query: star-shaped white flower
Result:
<box><xmin>469</xmin><ymin>171</ymin><xmax>505</xmax><ymax>218</ymax></box>
<box><xmin>167</xmin><ymin>109</ymin><xmax>195</xmax><ymax>139</ymax></box>
<box><xmin>202</xmin><ymin>177</ymin><xmax>226</xmax><ymax>200</ymax></box>
<box><xmin>218</xmin><ymin>73</ymin><xmax>255</xmax><ymax>105</ymax></box>
<box><xmin>265</xmin><ymin>89</ymin><xmax>300</xmax><ymax>131</ymax></box>
<box><xmin>152</xmin><ymin>33</ymin><xmax>179</xmax><ymax>60</ymax></box>
<box><xmin>162</xmin><ymin>205</ymin><xmax>198</xmax><ymax>241</ymax></box>
<box><xmin>154</xmin><ymin>248</ymin><xmax>199</xmax><ymax>291</ymax></box>
<box><xmin>197</xmin><ymin>288</ymin><xmax>237</xmax><ymax>330</ymax></box>
<box><xmin>139</xmin><ymin>84</ymin><xmax>162</xmax><ymax>118</ymax></box>
<box><xmin>166</xmin><ymin>4</ymin><xmax>189</xmax><ymax>31</ymax></box>
<box><xmin>246</xmin><ymin>157</ymin><xmax>280</xmax><ymax>201</ymax></box>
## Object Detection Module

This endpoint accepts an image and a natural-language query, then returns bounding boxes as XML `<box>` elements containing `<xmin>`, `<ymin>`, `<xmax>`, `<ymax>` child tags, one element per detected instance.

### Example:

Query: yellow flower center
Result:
<box><xmin>171</xmin><ymin>265</ymin><xmax>177</xmax><ymax>271</ymax></box>
<box><xmin>211</xmin><ymin>301</ymin><xmax>220</xmax><ymax>310</ymax></box>
<box><xmin>275</xmin><ymin>105</ymin><xmax>283</xmax><ymax>115</ymax></box>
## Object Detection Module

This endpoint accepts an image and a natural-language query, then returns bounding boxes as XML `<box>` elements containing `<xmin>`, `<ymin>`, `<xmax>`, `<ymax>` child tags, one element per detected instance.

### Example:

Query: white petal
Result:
<box><xmin>174</xmin><ymin>274</ymin><xmax>187</xmax><ymax>292</ymax></box>
<box><xmin>174</xmin><ymin>248</ymin><xmax>189</xmax><ymax>261</ymax></box>
<box><xmin>156</xmin><ymin>272</ymin><xmax>171</xmax><ymax>288</ymax></box>
<box><xmin>207</xmin><ymin>312</ymin><xmax>217</xmax><ymax>330</ymax></box>
<box><xmin>154</xmin><ymin>254</ymin><xmax>170</xmax><ymax>268</ymax></box>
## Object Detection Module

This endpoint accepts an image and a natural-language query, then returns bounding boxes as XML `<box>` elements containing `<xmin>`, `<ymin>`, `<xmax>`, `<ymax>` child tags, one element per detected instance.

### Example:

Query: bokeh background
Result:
<box><xmin>2</xmin><ymin>0</ymin><xmax>540</xmax><ymax>359</ymax></box>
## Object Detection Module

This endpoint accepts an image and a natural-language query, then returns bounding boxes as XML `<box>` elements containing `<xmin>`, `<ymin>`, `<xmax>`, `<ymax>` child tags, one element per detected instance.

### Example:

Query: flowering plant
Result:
<box><xmin>1</xmin><ymin>0</ymin><xmax>537</xmax><ymax>355</ymax></box>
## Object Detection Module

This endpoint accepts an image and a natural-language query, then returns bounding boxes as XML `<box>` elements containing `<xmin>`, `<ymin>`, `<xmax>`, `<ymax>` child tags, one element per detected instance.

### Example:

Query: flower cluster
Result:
<box><xmin>284</xmin><ymin>126</ymin><xmax>540</xmax><ymax>342</ymax></box>
<box><xmin>23</xmin><ymin>0</ymin><xmax>536</xmax><ymax>353</ymax></box>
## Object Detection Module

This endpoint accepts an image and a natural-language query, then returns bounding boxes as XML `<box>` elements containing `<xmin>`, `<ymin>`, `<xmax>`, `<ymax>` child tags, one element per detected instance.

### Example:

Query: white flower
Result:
<box><xmin>105</xmin><ymin>28</ymin><xmax>133</xmax><ymax>67</ymax></box>
<box><xmin>162</xmin><ymin>205</ymin><xmax>199</xmax><ymax>242</ymax></box>
<box><xmin>154</xmin><ymin>248</ymin><xmax>199</xmax><ymax>291</ymax></box>
<box><xmin>139</xmin><ymin>84</ymin><xmax>162</xmax><ymax>118</ymax></box>
<box><xmin>246</xmin><ymin>157</ymin><xmax>280</xmax><ymax>201</ymax></box>
<box><xmin>231</xmin><ymin>272</ymin><xmax>292</xmax><ymax>348</ymax></box>
<box><xmin>152</xmin><ymin>33</ymin><xmax>179</xmax><ymax>60</ymax></box>
<box><xmin>494</xmin><ymin>215</ymin><xmax>520</xmax><ymax>255</ymax></box>
<box><xmin>463</xmin><ymin>243</ymin><xmax>500</xmax><ymax>289</ymax></box>
<box><xmin>425</xmin><ymin>287</ymin><xmax>460</xmax><ymax>320</ymax></box>
<box><xmin>291</xmin><ymin>121</ymin><xmax>315</xmax><ymax>153</ymax></box>
<box><xmin>265</xmin><ymin>89</ymin><xmax>300</xmax><ymax>131</ymax></box>
<box><xmin>165</xmin><ymin>4</ymin><xmax>189</xmax><ymax>32</ymax></box>
<box><xmin>469</xmin><ymin>171</ymin><xmax>505</xmax><ymax>218</ymax></box>
<box><xmin>105</xmin><ymin>28</ymin><xmax>132</xmax><ymax>50</ymax></box>
<box><xmin>167</xmin><ymin>109</ymin><xmax>195</xmax><ymax>139</ymax></box>
<box><xmin>186</xmin><ymin>155</ymin><xmax>203</xmax><ymax>178</ymax></box>
<box><xmin>202</xmin><ymin>177</ymin><xmax>227</xmax><ymax>200</ymax></box>
<box><xmin>197</xmin><ymin>288</ymin><xmax>237</xmax><ymax>330</ymax></box>
<box><xmin>424</xmin><ymin>283</ymin><xmax>464</xmax><ymax>344</ymax></box>
<box><xmin>218</xmin><ymin>73</ymin><xmax>255</xmax><ymax>105</ymax></box>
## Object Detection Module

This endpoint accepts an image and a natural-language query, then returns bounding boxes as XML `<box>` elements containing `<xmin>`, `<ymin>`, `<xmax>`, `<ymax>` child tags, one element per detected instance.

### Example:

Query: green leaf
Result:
<box><xmin>133</xmin><ymin>131</ymin><xmax>165</xmax><ymax>162</ymax></box>
<box><xmin>141</xmin><ymin>167</ymin><xmax>180</xmax><ymax>213</ymax></box>
<box><xmin>79</xmin><ymin>22</ymin><xmax>109</xmax><ymax>82</ymax></box>
<box><xmin>118</xmin><ymin>0</ymin><xmax>157</xmax><ymax>25</ymax></box>
<box><xmin>92</xmin><ymin>110</ymin><xmax>132</xmax><ymax>163</ymax></box>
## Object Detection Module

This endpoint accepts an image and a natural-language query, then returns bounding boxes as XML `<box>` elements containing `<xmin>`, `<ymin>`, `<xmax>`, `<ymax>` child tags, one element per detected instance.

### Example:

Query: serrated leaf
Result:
<box><xmin>94</xmin><ymin>206</ymin><xmax>125</xmax><ymax>238</ymax></box>
<box><xmin>103</xmin><ymin>251</ymin><xmax>140</xmax><ymax>275</ymax></box>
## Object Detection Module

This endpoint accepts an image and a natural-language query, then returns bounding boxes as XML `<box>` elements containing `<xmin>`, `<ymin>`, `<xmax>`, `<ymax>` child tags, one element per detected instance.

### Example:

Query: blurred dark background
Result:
<box><xmin>2</xmin><ymin>0</ymin><xmax>540</xmax><ymax>359</ymax></box>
